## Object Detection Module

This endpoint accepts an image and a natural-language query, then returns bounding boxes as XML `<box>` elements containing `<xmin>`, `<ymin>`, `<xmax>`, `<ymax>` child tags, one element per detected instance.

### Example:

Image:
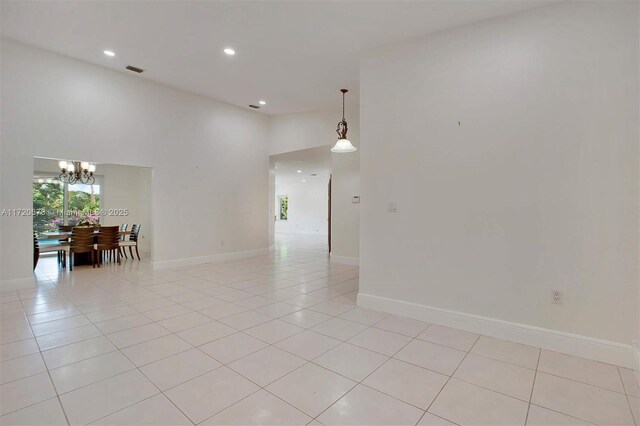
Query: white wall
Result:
<box><xmin>275</xmin><ymin>171</ymin><xmax>329</xmax><ymax>235</ymax></box>
<box><xmin>269</xmin><ymin>109</ymin><xmax>360</xmax><ymax>261</ymax></box>
<box><xmin>359</xmin><ymin>1</ymin><xmax>638</xmax><ymax>362</ymax></box>
<box><xmin>1</xmin><ymin>39</ymin><xmax>270</xmax><ymax>280</ymax></box>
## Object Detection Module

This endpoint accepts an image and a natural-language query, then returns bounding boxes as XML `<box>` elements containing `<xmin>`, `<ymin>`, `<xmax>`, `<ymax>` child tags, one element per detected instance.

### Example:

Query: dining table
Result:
<box><xmin>37</xmin><ymin>229</ymin><xmax>132</xmax><ymax>266</ymax></box>
<box><xmin>38</xmin><ymin>230</ymin><xmax>131</xmax><ymax>240</ymax></box>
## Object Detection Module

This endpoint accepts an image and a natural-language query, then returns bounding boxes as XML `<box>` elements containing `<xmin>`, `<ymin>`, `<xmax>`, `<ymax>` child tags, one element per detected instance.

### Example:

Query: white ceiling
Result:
<box><xmin>1</xmin><ymin>0</ymin><xmax>552</xmax><ymax>115</ymax></box>
<box><xmin>272</xmin><ymin>145</ymin><xmax>331</xmax><ymax>182</ymax></box>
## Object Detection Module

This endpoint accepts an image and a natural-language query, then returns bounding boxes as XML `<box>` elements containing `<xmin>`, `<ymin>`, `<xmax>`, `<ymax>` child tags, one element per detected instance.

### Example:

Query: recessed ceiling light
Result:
<box><xmin>224</xmin><ymin>48</ymin><xmax>236</xmax><ymax>56</ymax></box>
<box><xmin>297</xmin><ymin>170</ymin><xmax>302</xmax><ymax>173</ymax></box>
<box><xmin>259</xmin><ymin>100</ymin><xmax>266</xmax><ymax>105</ymax></box>
<box><xmin>302</xmin><ymin>179</ymin><xmax>307</xmax><ymax>182</ymax></box>
<box><xmin>103</xmin><ymin>50</ymin><xmax>115</xmax><ymax>57</ymax></box>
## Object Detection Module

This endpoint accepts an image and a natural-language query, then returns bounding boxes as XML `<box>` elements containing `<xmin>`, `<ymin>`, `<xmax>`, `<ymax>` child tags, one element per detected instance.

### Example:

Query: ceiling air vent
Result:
<box><xmin>126</xmin><ymin>65</ymin><xmax>144</xmax><ymax>74</ymax></box>
<box><xmin>249</xmin><ymin>104</ymin><xmax>261</xmax><ymax>109</ymax></box>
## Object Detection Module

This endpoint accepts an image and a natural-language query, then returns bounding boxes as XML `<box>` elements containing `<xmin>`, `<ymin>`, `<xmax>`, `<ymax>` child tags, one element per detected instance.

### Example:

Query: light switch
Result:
<box><xmin>352</xmin><ymin>196</ymin><xmax>360</xmax><ymax>203</ymax></box>
<box><xmin>388</xmin><ymin>202</ymin><xmax>398</xmax><ymax>212</ymax></box>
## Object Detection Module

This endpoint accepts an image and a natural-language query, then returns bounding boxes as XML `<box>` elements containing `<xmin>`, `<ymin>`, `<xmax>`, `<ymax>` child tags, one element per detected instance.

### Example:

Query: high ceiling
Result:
<box><xmin>272</xmin><ymin>145</ymin><xmax>332</xmax><ymax>182</ymax></box>
<box><xmin>1</xmin><ymin>0</ymin><xmax>551</xmax><ymax>115</ymax></box>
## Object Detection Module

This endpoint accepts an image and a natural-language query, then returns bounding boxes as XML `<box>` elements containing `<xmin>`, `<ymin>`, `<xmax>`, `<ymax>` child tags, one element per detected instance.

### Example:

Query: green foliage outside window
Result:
<box><xmin>279</xmin><ymin>196</ymin><xmax>288</xmax><ymax>221</ymax></box>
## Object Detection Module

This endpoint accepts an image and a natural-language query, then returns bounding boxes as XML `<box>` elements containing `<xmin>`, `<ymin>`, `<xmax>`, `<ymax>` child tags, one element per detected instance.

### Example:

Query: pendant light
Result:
<box><xmin>331</xmin><ymin>89</ymin><xmax>357</xmax><ymax>153</ymax></box>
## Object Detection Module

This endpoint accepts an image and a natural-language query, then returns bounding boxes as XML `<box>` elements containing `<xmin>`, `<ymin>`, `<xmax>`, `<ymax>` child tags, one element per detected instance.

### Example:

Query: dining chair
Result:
<box><xmin>69</xmin><ymin>227</ymin><xmax>96</xmax><ymax>271</ymax></box>
<box><xmin>33</xmin><ymin>233</ymin><xmax>39</xmax><ymax>270</ymax></box>
<box><xmin>118</xmin><ymin>224</ymin><xmax>128</xmax><ymax>258</ymax></box>
<box><xmin>120</xmin><ymin>224</ymin><xmax>141</xmax><ymax>260</ymax></box>
<box><xmin>56</xmin><ymin>224</ymin><xmax>73</xmax><ymax>264</ymax></box>
<box><xmin>96</xmin><ymin>226</ymin><xmax>121</xmax><ymax>266</ymax></box>
<box><xmin>39</xmin><ymin>238</ymin><xmax>70</xmax><ymax>268</ymax></box>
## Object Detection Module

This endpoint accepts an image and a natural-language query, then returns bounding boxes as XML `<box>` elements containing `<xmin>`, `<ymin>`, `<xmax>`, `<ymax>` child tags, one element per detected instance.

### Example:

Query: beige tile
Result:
<box><xmin>453</xmin><ymin>353</ymin><xmax>535</xmax><ymax>401</ymax></box>
<box><xmin>308</xmin><ymin>301</ymin><xmax>355</xmax><ymax>316</ymax></box>
<box><xmin>36</xmin><ymin>324</ymin><xmax>102</xmax><ymax>351</ymax></box>
<box><xmin>394</xmin><ymin>339</ymin><xmax>466</xmax><ymax>375</ymax></box>
<box><xmin>182</xmin><ymin>296</ymin><xmax>227</xmax><ymax>311</ymax></box>
<box><xmin>348</xmin><ymin>327</ymin><xmax>412</xmax><ymax>356</ymax></box>
<box><xmin>42</xmin><ymin>336</ymin><xmax>117</xmax><ymax>370</ymax></box>
<box><xmin>0</xmin><ymin>339</ymin><xmax>39</xmax><ymax>363</ymax></box>
<box><xmin>176</xmin><ymin>321</ymin><xmax>236</xmax><ymax>346</ymax></box>
<box><xmin>267</xmin><ymin>363</ymin><xmax>356</xmax><ymax>417</ymax></box>
<box><xmin>315</xmin><ymin>343</ymin><xmax>388</xmax><ymax>381</ymax></box>
<box><xmin>0</xmin><ymin>372</ymin><xmax>56</xmax><ymax>416</ymax></box>
<box><xmin>49</xmin><ymin>350</ymin><xmax>135</xmax><ymax>394</ymax></box>
<box><xmin>244</xmin><ymin>320</ymin><xmax>304</xmax><ymax>344</ymax></box>
<box><xmin>417</xmin><ymin>325</ymin><xmax>479</xmax><ymax>352</ymax></box>
<box><xmin>91</xmin><ymin>393</ymin><xmax>192</xmax><ymax>425</ymax></box>
<box><xmin>417</xmin><ymin>412</ymin><xmax>457</xmax><ymax>425</ymax></box>
<box><xmin>85</xmin><ymin>306</ymin><xmax>138</xmax><ymax>323</ymax></box>
<box><xmin>228</xmin><ymin>346</ymin><xmax>306</xmax><ymax>386</ymax></box>
<box><xmin>363</xmin><ymin>358</ymin><xmax>448</xmax><ymax>409</ymax></box>
<box><xmin>59</xmin><ymin>370</ymin><xmax>159</xmax><ymax>425</ymax></box>
<box><xmin>471</xmin><ymin>336</ymin><xmax>540</xmax><ymax>369</ymax></box>
<box><xmin>310</xmin><ymin>318</ymin><xmax>368</xmax><ymax>341</ymax></box>
<box><xmin>374</xmin><ymin>315</ymin><xmax>429</xmax><ymax>338</ymax></box>
<box><xmin>106</xmin><ymin>323</ymin><xmax>170</xmax><ymax>349</ymax></box>
<box><xmin>31</xmin><ymin>315</ymin><xmax>91</xmax><ymax>337</ymax></box>
<box><xmin>28</xmin><ymin>307</ymin><xmax>81</xmax><ymax>325</ymax></box>
<box><xmin>199</xmin><ymin>302</ymin><xmax>248</xmax><ymax>319</ymax></box>
<box><xmin>121</xmin><ymin>334</ymin><xmax>192</xmax><ymax>366</ymax></box>
<box><xmin>630</xmin><ymin>396</ymin><xmax>639</xmax><ymax>424</ymax></box>
<box><xmin>254</xmin><ymin>302</ymin><xmax>302</xmax><ymax>318</ymax></box>
<box><xmin>538</xmin><ymin>350</ymin><xmax>624</xmax><ymax>393</ymax></box>
<box><xmin>157</xmin><ymin>311</ymin><xmax>212</xmax><ymax>332</ymax></box>
<box><xmin>339</xmin><ymin>307</ymin><xmax>389</xmax><ymax>326</ymax></box>
<box><xmin>0</xmin><ymin>353</ymin><xmax>46</xmax><ymax>385</ymax></box>
<box><xmin>129</xmin><ymin>298</ymin><xmax>175</xmax><ymax>312</ymax></box>
<box><xmin>531</xmin><ymin>372</ymin><xmax>634</xmax><ymax>425</ymax></box>
<box><xmin>620</xmin><ymin>367</ymin><xmax>640</xmax><ymax>397</ymax></box>
<box><xmin>199</xmin><ymin>332</ymin><xmax>268</xmax><ymax>364</ymax></box>
<box><xmin>143</xmin><ymin>304</ymin><xmax>192</xmax><ymax>321</ymax></box>
<box><xmin>0</xmin><ymin>397</ymin><xmax>67</xmax><ymax>426</ymax></box>
<box><xmin>430</xmin><ymin>378</ymin><xmax>528</xmax><ymax>425</ymax></box>
<box><xmin>284</xmin><ymin>295</ymin><xmax>326</xmax><ymax>309</ymax></box>
<box><xmin>275</xmin><ymin>330</ymin><xmax>341</xmax><ymax>360</ymax></box>
<box><xmin>233</xmin><ymin>295</ymin><xmax>275</xmax><ymax>309</ymax></box>
<box><xmin>201</xmin><ymin>389</ymin><xmax>312</xmax><ymax>425</ymax></box>
<box><xmin>319</xmin><ymin>384</ymin><xmax>424</xmax><ymax>426</ymax></box>
<box><xmin>94</xmin><ymin>313</ymin><xmax>153</xmax><ymax>334</ymax></box>
<box><xmin>165</xmin><ymin>366</ymin><xmax>259</xmax><ymax>424</ymax></box>
<box><xmin>526</xmin><ymin>405</ymin><xmax>591</xmax><ymax>425</ymax></box>
<box><xmin>140</xmin><ymin>348</ymin><xmax>221</xmax><ymax>390</ymax></box>
<box><xmin>218</xmin><ymin>311</ymin><xmax>272</xmax><ymax>330</ymax></box>
<box><xmin>280</xmin><ymin>309</ymin><xmax>332</xmax><ymax>328</ymax></box>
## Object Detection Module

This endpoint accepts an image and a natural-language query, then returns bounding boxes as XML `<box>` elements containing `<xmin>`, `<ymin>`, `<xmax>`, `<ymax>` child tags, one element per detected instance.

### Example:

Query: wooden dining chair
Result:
<box><xmin>33</xmin><ymin>233</ymin><xmax>39</xmax><ymax>270</ymax></box>
<box><xmin>120</xmin><ymin>224</ymin><xmax>141</xmax><ymax>260</ymax></box>
<box><xmin>118</xmin><ymin>224</ymin><xmax>128</xmax><ymax>258</ymax></box>
<box><xmin>69</xmin><ymin>227</ymin><xmax>96</xmax><ymax>271</ymax></box>
<box><xmin>96</xmin><ymin>226</ymin><xmax>121</xmax><ymax>266</ymax></box>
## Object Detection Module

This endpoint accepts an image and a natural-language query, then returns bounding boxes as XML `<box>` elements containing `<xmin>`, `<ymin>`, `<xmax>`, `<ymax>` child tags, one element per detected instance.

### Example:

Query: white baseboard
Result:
<box><xmin>330</xmin><ymin>254</ymin><xmax>359</xmax><ymax>266</ymax></box>
<box><xmin>358</xmin><ymin>292</ymin><xmax>634</xmax><ymax>368</ymax></box>
<box><xmin>0</xmin><ymin>276</ymin><xmax>37</xmax><ymax>291</ymax></box>
<box><xmin>153</xmin><ymin>247</ymin><xmax>270</xmax><ymax>270</ymax></box>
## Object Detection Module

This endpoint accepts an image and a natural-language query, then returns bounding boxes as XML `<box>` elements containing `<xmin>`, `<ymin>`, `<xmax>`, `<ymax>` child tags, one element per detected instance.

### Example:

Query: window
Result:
<box><xmin>32</xmin><ymin>174</ymin><xmax>102</xmax><ymax>232</ymax></box>
<box><xmin>278</xmin><ymin>195</ymin><xmax>288</xmax><ymax>221</ymax></box>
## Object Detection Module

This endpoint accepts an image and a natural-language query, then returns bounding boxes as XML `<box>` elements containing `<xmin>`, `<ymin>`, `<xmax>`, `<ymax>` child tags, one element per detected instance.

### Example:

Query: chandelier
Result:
<box><xmin>331</xmin><ymin>89</ymin><xmax>357</xmax><ymax>153</ymax></box>
<box><xmin>58</xmin><ymin>161</ymin><xmax>96</xmax><ymax>185</ymax></box>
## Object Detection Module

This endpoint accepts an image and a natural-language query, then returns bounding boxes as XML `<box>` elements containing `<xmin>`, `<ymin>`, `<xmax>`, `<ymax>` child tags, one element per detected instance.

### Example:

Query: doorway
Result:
<box><xmin>270</xmin><ymin>146</ymin><xmax>332</xmax><ymax>252</ymax></box>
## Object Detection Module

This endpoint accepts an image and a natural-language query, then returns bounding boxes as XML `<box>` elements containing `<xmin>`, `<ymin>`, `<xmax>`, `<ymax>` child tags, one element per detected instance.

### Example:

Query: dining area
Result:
<box><xmin>34</xmin><ymin>224</ymin><xmax>142</xmax><ymax>271</ymax></box>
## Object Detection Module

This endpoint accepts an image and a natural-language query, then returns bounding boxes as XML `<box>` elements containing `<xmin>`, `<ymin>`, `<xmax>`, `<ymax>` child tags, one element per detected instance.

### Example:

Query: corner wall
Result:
<box><xmin>359</xmin><ymin>1</ymin><xmax>639</xmax><ymax>365</ymax></box>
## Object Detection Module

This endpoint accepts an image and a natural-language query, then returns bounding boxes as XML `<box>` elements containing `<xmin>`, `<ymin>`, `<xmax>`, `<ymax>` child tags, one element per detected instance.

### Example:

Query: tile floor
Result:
<box><xmin>1</xmin><ymin>234</ymin><xmax>638</xmax><ymax>425</ymax></box>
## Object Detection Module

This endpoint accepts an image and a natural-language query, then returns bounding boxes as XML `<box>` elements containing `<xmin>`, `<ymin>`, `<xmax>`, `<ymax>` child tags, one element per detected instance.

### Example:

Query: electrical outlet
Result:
<box><xmin>552</xmin><ymin>290</ymin><xmax>563</xmax><ymax>304</ymax></box>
